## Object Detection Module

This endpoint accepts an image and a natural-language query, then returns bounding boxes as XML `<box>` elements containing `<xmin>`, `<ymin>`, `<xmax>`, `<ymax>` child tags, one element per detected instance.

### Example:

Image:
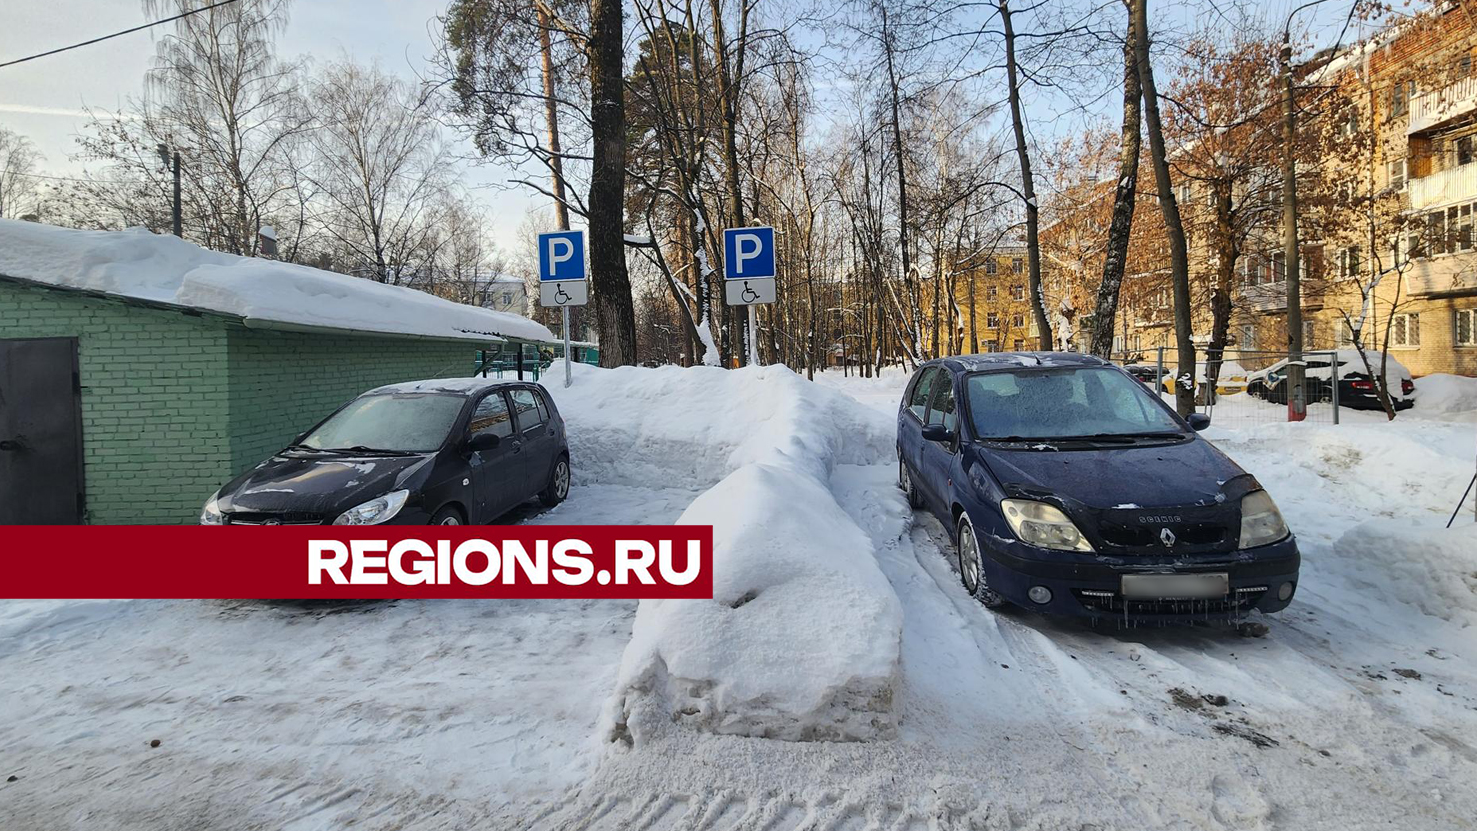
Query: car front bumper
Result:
<box><xmin>979</xmin><ymin>536</ymin><xmax>1301</xmax><ymax>622</ymax></box>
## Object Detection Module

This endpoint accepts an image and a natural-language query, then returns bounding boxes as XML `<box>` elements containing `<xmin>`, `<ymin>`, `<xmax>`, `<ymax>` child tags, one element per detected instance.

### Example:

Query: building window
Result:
<box><xmin>1012</xmin><ymin>338</ymin><xmax>1025</xmax><ymax>350</ymax></box>
<box><xmin>1390</xmin><ymin>79</ymin><xmax>1413</xmax><ymax>117</ymax></box>
<box><xmin>986</xmin><ymin>312</ymin><xmax>999</xmax><ymax>329</ymax></box>
<box><xmin>1011</xmin><ymin>284</ymin><xmax>1025</xmax><ymax>301</ymax></box>
<box><xmin>986</xmin><ymin>285</ymin><xmax>998</xmax><ymax>301</ymax></box>
<box><xmin>1429</xmin><ymin>211</ymin><xmax>1449</xmax><ymax>257</ymax></box>
<box><xmin>1457</xmin><ymin>308</ymin><xmax>1477</xmax><ymax>346</ymax></box>
<box><xmin>1303</xmin><ymin>320</ymin><xmax>1316</xmax><ymax>349</ymax></box>
<box><xmin>1337</xmin><ymin>245</ymin><xmax>1361</xmax><ymax>278</ymax></box>
<box><xmin>1177</xmin><ymin>183</ymin><xmax>1192</xmax><ymax>205</ymax></box>
<box><xmin>501</xmin><ymin>291</ymin><xmax>514</xmax><ymax>306</ymax></box>
<box><xmin>1011</xmin><ymin>312</ymin><xmax>1025</xmax><ymax>328</ymax></box>
<box><xmin>1461</xmin><ymin>54</ymin><xmax>1473</xmax><ymax>77</ymax></box>
<box><xmin>1239</xmin><ymin>323</ymin><xmax>1256</xmax><ymax>349</ymax></box>
<box><xmin>1336</xmin><ymin>319</ymin><xmax>1356</xmax><ymax>347</ymax></box>
<box><xmin>1271</xmin><ymin>251</ymin><xmax>1287</xmax><ymax>282</ymax></box>
<box><xmin>1390</xmin><ymin>313</ymin><xmax>1421</xmax><ymax>347</ymax></box>
<box><xmin>1459</xmin><ymin>136</ymin><xmax>1475</xmax><ymax>167</ymax></box>
<box><xmin>1387</xmin><ymin>158</ymin><xmax>1407</xmax><ymax>190</ymax></box>
<box><xmin>984</xmin><ymin>258</ymin><xmax>997</xmax><ymax>275</ymax></box>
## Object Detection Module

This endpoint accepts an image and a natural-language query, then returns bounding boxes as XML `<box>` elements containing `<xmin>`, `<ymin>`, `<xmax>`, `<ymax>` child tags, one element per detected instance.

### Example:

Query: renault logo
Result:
<box><xmin>1159</xmin><ymin>527</ymin><xmax>1176</xmax><ymax>547</ymax></box>
<box><xmin>263</xmin><ymin>519</ymin><xmax>281</xmax><ymax>526</ymax></box>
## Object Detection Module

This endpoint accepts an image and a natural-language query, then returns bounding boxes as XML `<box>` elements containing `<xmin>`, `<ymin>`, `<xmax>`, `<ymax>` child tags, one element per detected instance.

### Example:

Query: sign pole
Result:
<box><xmin>562</xmin><ymin>305</ymin><xmax>572</xmax><ymax>387</ymax></box>
<box><xmin>748</xmin><ymin>305</ymin><xmax>760</xmax><ymax>366</ymax></box>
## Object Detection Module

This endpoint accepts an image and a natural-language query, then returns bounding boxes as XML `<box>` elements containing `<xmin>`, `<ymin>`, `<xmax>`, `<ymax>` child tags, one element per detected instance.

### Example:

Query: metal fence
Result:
<box><xmin>1111</xmin><ymin>347</ymin><xmax>1344</xmax><ymax>427</ymax></box>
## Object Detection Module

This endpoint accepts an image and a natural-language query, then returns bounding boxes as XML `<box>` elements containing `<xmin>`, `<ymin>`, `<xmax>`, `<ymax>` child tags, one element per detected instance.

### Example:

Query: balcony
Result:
<box><xmin>1407</xmin><ymin>163</ymin><xmax>1477</xmax><ymax>211</ymax></box>
<box><xmin>1241</xmin><ymin>281</ymin><xmax>1288</xmax><ymax>312</ymax></box>
<box><xmin>1408</xmin><ymin>76</ymin><xmax>1477</xmax><ymax>135</ymax></box>
<box><xmin>1407</xmin><ymin>253</ymin><xmax>1477</xmax><ymax>297</ymax></box>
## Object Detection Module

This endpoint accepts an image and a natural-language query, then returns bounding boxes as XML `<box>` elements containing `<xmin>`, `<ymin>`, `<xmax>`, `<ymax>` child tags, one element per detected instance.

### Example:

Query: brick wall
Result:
<box><xmin>0</xmin><ymin>283</ymin><xmax>233</xmax><ymax>524</ymax></box>
<box><xmin>224</xmin><ymin>327</ymin><xmax>473</xmax><ymax>473</ymax></box>
<box><xmin>1</xmin><ymin>282</ymin><xmax>488</xmax><ymax>524</ymax></box>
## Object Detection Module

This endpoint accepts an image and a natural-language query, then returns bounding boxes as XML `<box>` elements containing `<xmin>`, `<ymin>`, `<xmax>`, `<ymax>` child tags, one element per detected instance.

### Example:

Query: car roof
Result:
<box><xmin>929</xmin><ymin>351</ymin><xmax>1112</xmax><ymax>373</ymax></box>
<box><xmin>363</xmin><ymin>377</ymin><xmax>535</xmax><ymax>397</ymax></box>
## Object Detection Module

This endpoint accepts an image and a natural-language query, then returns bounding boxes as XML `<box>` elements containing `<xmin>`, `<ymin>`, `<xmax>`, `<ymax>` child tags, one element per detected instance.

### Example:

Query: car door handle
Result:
<box><xmin>511</xmin><ymin>442</ymin><xmax>522</xmax><ymax>454</ymax></box>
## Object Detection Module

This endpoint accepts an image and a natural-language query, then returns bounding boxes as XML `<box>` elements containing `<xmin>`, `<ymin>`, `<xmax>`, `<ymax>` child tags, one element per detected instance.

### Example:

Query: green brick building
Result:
<box><xmin>0</xmin><ymin>221</ymin><xmax>554</xmax><ymax>525</ymax></box>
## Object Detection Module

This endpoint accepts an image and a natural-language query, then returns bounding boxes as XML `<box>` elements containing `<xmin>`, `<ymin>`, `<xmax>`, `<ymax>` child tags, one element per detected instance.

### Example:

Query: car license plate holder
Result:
<box><xmin>1121</xmin><ymin>573</ymin><xmax>1229</xmax><ymax>600</ymax></box>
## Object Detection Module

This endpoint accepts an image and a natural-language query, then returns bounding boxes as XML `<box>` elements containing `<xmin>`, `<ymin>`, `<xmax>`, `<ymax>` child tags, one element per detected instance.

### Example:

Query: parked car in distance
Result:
<box><xmin>201</xmin><ymin>378</ymin><xmax>570</xmax><ymax>525</ymax></box>
<box><xmin>898</xmin><ymin>352</ymin><xmax>1300</xmax><ymax>622</ymax></box>
<box><xmin>1120</xmin><ymin>361</ymin><xmax>1248</xmax><ymax>397</ymax></box>
<box><xmin>1245</xmin><ymin>349</ymin><xmax>1414</xmax><ymax>410</ymax></box>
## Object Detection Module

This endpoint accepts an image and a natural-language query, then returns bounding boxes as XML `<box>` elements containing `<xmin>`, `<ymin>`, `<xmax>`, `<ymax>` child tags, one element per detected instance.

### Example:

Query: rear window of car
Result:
<box><xmin>966</xmin><ymin>367</ymin><xmax>1183</xmax><ymax>440</ymax></box>
<box><xmin>510</xmin><ymin>388</ymin><xmax>547</xmax><ymax>431</ymax></box>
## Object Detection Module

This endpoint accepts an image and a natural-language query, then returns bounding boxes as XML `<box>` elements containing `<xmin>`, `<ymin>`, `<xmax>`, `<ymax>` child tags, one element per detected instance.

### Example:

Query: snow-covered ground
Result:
<box><xmin>3</xmin><ymin>362</ymin><xmax>1475</xmax><ymax>830</ymax></box>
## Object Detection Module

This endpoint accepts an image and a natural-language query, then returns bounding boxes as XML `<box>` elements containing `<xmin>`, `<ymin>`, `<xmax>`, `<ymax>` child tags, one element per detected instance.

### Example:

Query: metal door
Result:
<box><xmin>0</xmin><ymin>338</ymin><xmax>85</xmax><ymax>524</ymax></box>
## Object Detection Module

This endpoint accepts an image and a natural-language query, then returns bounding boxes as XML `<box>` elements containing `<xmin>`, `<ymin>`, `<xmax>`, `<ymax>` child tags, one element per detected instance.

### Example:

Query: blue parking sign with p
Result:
<box><xmin>723</xmin><ymin>226</ymin><xmax>775</xmax><ymax>280</ymax></box>
<box><xmin>538</xmin><ymin>230</ymin><xmax>586</xmax><ymax>281</ymax></box>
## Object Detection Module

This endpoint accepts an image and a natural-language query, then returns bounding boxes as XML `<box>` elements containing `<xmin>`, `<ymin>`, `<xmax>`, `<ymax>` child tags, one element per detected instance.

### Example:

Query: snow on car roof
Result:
<box><xmin>945</xmin><ymin>352</ymin><xmax>1110</xmax><ymax>372</ymax></box>
<box><xmin>0</xmin><ymin>219</ymin><xmax>555</xmax><ymax>344</ymax></box>
<box><xmin>365</xmin><ymin>377</ymin><xmax>526</xmax><ymax>396</ymax></box>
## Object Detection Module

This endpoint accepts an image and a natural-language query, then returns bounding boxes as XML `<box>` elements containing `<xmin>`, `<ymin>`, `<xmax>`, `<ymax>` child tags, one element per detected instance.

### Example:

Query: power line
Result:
<box><xmin>0</xmin><ymin>0</ymin><xmax>242</xmax><ymax>70</ymax></box>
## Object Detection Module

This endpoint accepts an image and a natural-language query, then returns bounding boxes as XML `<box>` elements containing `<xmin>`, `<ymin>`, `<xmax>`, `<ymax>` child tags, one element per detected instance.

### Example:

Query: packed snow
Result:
<box><xmin>0</xmin><ymin>219</ymin><xmax>554</xmax><ymax>344</ymax></box>
<box><xmin>542</xmin><ymin>363</ymin><xmax>903</xmax><ymax>742</ymax></box>
<box><xmin>3</xmin><ymin>360</ymin><xmax>1476</xmax><ymax>830</ymax></box>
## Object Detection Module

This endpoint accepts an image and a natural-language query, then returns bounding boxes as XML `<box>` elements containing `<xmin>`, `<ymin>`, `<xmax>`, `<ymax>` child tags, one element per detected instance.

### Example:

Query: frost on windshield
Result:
<box><xmin>301</xmin><ymin>394</ymin><xmax>465</xmax><ymax>453</ymax></box>
<box><xmin>967</xmin><ymin>368</ymin><xmax>1184</xmax><ymax>440</ymax></box>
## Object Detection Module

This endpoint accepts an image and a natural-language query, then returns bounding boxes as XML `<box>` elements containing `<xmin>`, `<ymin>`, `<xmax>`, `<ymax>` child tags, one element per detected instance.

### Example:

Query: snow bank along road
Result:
<box><xmin>2</xmin><ymin>364</ymin><xmax>1475</xmax><ymax>831</ymax></box>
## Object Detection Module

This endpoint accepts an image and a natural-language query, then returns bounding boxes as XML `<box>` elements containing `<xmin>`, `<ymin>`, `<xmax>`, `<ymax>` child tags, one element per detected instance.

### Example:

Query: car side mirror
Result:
<box><xmin>292</xmin><ymin>431</ymin><xmax>308</xmax><ymax>445</ymax></box>
<box><xmin>1186</xmin><ymin>413</ymin><xmax>1211</xmax><ymax>432</ymax></box>
<box><xmin>468</xmin><ymin>432</ymin><xmax>501</xmax><ymax>453</ymax></box>
<box><xmin>921</xmin><ymin>423</ymin><xmax>955</xmax><ymax>443</ymax></box>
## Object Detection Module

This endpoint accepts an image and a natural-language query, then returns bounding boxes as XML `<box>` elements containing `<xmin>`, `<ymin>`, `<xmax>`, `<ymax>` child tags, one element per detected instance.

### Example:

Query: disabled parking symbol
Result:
<box><xmin>555</xmin><ymin>284</ymin><xmax>572</xmax><ymax>305</ymax></box>
<box><xmin>741</xmin><ymin>282</ymin><xmax>759</xmax><ymax>303</ymax></box>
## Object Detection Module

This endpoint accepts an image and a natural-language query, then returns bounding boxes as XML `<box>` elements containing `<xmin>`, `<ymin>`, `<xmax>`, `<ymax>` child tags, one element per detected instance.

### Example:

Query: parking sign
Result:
<box><xmin>538</xmin><ymin>230</ymin><xmax>586</xmax><ymax>281</ymax></box>
<box><xmin>723</xmin><ymin>227</ymin><xmax>775</xmax><ymax>280</ymax></box>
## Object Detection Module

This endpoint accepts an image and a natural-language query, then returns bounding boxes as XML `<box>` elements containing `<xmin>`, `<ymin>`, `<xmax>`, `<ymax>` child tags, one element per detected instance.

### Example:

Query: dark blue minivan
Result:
<box><xmin>897</xmin><ymin>352</ymin><xmax>1300</xmax><ymax>622</ymax></box>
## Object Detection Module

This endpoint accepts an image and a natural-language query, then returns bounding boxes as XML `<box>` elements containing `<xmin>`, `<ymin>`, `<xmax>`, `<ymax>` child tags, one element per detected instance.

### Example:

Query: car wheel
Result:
<box><xmin>540</xmin><ymin>455</ymin><xmax>570</xmax><ymax>507</ymax></box>
<box><xmin>957</xmin><ymin>514</ymin><xmax>1005</xmax><ymax>608</ymax></box>
<box><xmin>430</xmin><ymin>505</ymin><xmax>465</xmax><ymax>526</ymax></box>
<box><xmin>899</xmin><ymin>457</ymin><xmax>924</xmax><ymax>509</ymax></box>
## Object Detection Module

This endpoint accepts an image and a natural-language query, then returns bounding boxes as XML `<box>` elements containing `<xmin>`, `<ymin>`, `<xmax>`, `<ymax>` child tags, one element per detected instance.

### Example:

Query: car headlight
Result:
<box><xmin>333</xmin><ymin>489</ymin><xmax>410</xmax><ymax>525</ymax></box>
<box><xmin>1000</xmin><ymin>498</ymin><xmax>1094</xmax><ymax>552</ymax></box>
<box><xmin>1238</xmin><ymin>490</ymin><xmax>1289</xmax><ymax>549</ymax></box>
<box><xmin>200</xmin><ymin>492</ymin><xmax>224</xmax><ymax>525</ymax></box>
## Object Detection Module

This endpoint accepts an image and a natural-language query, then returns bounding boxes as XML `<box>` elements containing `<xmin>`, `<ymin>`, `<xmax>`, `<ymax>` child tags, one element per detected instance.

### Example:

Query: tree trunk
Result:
<box><xmin>1001</xmin><ymin>0</ymin><xmax>1052</xmax><ymax>351</ymax></box>
<box><xmin>1090</xmin><ymin>5</ymin><xmax>1140</xmax><ymax>358</ymax></box>
<box><xmin>1131</xmin><ymin>0</ymin><xmax>1194</xmax><ymax>416</ymax></box>
<box><xmin>1204</xmin><ymin>183</ymin><xmax>1236</xmax><ymax>398</ymax></box>
<box><xmin>539</xmin><ymin>8</ymin><xmax>569</xmax><ymax>232</ymax></box>
<box><xmin>588</xmin><ymin>0</ymin><xmax>637</xmax><ymax>366</ymax></box>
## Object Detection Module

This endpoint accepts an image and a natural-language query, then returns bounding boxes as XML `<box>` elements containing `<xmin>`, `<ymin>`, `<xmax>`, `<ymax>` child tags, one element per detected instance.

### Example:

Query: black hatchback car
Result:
<box><xmin>897</xmin><ymin>353</ymin><xmax>1300</xmax><ymax>622</ymax></box>
<box><xmin>201</xmin><ymin>378</ymin><xmax>570</xmax><ymax>526</ymax></box>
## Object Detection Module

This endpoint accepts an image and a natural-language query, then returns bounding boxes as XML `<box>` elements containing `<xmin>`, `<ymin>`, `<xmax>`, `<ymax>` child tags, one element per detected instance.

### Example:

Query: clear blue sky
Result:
<box><xmin>1</xmin><ymin>0</ymin><xmax>1380</xmax><ymax>250</ymax></box>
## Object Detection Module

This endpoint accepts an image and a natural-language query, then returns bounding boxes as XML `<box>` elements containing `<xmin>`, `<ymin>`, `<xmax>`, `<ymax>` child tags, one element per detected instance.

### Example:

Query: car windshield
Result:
<box><xmin>298</xmin><ymin>393</ymin><xmax>465</xmax><ymax>453</ymax></box>
<box><xmin>966</xmin><ymin>367</ymin><xmax>1185</xmax><ymax>440</ymax></box>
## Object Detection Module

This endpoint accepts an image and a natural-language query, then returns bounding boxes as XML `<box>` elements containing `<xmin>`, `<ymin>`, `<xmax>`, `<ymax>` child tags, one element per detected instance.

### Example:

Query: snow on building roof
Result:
<box><xmin>0</xmin><ymin>219</ymin><xmax>555</xmax><ymax>344</ymax></box>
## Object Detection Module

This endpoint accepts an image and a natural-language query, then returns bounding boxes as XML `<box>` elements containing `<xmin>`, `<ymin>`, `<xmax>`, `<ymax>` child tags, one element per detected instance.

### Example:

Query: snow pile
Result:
<box><xmin>1414</xmin><ymin>373</ymin><xmax>1477</xmax><ymax>415</ymax></box>
<box><xmin>542</xmin><ymin>362</ymin><xmax>904</xmax><ymax>742</ymax></box>
<box><xmin>1332</xmin><ymin>521</ymin><xmax>1477</xmax><ymax>627</ymax></box>
<box><xmin>0</xmin><ymin>219</ymin><xmax>554</xmax><ymax>344</ymax></box>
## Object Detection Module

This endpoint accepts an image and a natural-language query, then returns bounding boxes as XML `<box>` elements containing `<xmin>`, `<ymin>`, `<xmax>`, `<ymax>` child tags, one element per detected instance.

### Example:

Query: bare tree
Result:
<box><xmin>304</xmin><ymin>60</ymin><xmax>453</xmax><ymax>284</ymax></box>
<box><xmin>0</xmin><ymin>127</ymin><xmax>42</xmax><ymax>219</ymax></box>
<box><xmin>1132</xmin><ymin>0</ymin><xmax>1194</xmax><ymax>415</ymax></box>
